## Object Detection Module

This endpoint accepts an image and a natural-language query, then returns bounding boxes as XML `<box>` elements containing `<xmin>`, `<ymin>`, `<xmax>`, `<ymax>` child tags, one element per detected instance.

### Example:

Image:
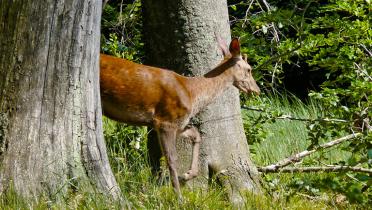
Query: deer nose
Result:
<box><xmin>252</xmin><ymin>86</ymin><xmax>260</xmax><ymax>95</ymax></box>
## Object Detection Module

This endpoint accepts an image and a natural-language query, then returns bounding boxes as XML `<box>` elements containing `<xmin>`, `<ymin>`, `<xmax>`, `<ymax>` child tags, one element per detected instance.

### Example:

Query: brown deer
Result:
<box><xmin>100</xmin><ymin>37</ymin><xmax>260</xmax><ymax>197</ymax></box>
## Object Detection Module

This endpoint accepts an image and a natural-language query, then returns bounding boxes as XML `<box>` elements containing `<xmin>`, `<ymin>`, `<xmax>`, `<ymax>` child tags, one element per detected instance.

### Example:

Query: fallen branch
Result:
<box><xmin>260</xmin><ymin>133</ymin><xmax>362</xmax><ymax>171</ymax></box>
<box><xmin>258</xmin><ymin>165</ymin><xmax>372</xmax><ymax>174</ymax></box>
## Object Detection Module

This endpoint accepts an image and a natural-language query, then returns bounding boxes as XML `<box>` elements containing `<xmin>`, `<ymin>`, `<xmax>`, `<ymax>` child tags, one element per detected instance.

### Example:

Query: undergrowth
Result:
<box><xmin>0</xmin><ymin>94</ymin><xmax>368</xmax><ymax>209</ymax></box>
<box><xmin>243</xmin><ymin>93</ymin><xmax>370</xmax><ymax>208</ymax></box>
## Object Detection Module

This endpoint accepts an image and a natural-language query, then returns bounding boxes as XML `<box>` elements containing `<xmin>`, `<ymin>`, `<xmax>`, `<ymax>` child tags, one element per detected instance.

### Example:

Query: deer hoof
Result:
<box><xmin>180</xmin><ymin>170</ymin><xmax>197</xmax><ymax>181</ymax></box>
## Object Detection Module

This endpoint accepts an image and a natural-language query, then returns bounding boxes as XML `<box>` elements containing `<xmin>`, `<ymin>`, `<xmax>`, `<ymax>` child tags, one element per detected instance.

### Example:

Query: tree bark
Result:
<box><xmin>0</xmin><ymin>0</ymin><xmax>120</xmax><ymax>200</ymax></box>
<box><xmin>142</xmin><ymin>0</ymin><xmax>261</xmax><ymax>204</ymax></box>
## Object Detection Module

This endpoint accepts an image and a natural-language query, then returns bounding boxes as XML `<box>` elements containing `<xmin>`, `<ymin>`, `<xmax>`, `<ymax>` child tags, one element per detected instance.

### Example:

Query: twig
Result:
<box><xmin>241</xmin><ymin>105</ymin><xmax>264</xmax><ymax>112</ymax></box>
<box><xmin>260</xmin><ymin>0</ymin><xmax>271</xmax><ymax>11</ymax></box>
<box><xmin>275</xmin><ymin>115</ymin><xmax>349</xmax><ymax>123</ymax></box>
<box><xmin>296</xmin><ymin>192</ymin><xmax>326</xmax><ymax>201</ymax></box>
<box><xmin>258</xmin><ymin>0</ymin><xmax>280</xmax><ymax>44</ymax></box>
<box><xmin>271</xmin><ymin>23</ymin><xmax>280</xmax><ymax>43</ymax></box>
<box><xmin>354</xmin><ymin>62</ymin><xmax>372</xmax><ymax>81</ymax></box>
<box><xmin>258</xmin><ymin>165</ymin><xmax>372</xmax><ymax>174</ymax></box>
<box><xmin>102</xmin><ymin>0</ymin><xmax>109</xmax><ymax>10</ymax></box>
<box><xmin>241</xmin><ymin>105</ymin><xmax>350</xmax><ymax>123</ymax></box>
<box><xmin>259</xmin><ymin>133</ymin><xmax>362</xmax><ymax>171</ymax></box>
<box><xmin>254</xmin><ymin>1</ymin><xmax>314</xmax><ymax>72</ymax></box>
<box><xmin>359</xmin><ymin>44</ymin><xmax>372</xmax><ymax>57</ymax></box>
<box><xmin>271</xmin><ymin>62</ymin><xmax>278</xmax><ymax>86</ymax></box>
<box><xmin>363</xmin><ymin>118</ymin><xmax>371</xmax><ymax>132</ymax></box>
<box><xmin>242</xmin><ymin>0</ymin><xmax>255</xmax><ymax>28</ymax></box>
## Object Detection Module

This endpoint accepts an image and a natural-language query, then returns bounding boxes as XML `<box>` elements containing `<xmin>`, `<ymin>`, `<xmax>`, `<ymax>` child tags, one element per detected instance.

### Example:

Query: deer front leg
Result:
<box><xmin>156</xmin><ymin>124</ymin><xmax>182</xmax><ymax>198</ymax></box>
<box><xmin>179</xmin><ymin>126</ymin><xmax>201</xmax><ymax>181</ymax></box>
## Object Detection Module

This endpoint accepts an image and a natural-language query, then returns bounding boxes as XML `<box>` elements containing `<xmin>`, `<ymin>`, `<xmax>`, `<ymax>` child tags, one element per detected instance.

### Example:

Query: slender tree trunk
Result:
<box><xmin>142</xmin><ymin>0</ymin><xmax>261</xmax><ymax>204</ymax></box>
<box><xmin>0</xmin><ymin>0</ymin><xmax>120</xmax><ymax>200</ymax></box>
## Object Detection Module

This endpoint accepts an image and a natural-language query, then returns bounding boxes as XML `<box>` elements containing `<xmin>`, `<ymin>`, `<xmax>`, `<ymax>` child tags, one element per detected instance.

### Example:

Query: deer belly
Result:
<box><xmin>101</xmin><ymin>100</ymin><xmax>154</xmax><ymax>126</ymax></box>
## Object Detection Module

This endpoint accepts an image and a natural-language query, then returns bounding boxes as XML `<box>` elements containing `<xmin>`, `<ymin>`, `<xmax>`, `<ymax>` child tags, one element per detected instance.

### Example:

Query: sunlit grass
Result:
<box><xmin>0</xmin><ymin>94</ymin><xmax>363</xmax><ymax>209</ymax></box>
<box><xmin>243</xmin><ymin>93</ymin><xmax>351</xmax><ymax>166</ymax></box>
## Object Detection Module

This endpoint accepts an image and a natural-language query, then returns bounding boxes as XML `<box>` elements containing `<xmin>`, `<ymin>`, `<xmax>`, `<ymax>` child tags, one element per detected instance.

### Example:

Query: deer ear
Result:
<box><xmin>229</xmin><ymin>38</ymin><xmax>241</xmax><ymax>57</ymax></box>
<box><xmin>216</xmin><ymin>35</ymin><xmax>231</xmax><ymax>57</ymax></box>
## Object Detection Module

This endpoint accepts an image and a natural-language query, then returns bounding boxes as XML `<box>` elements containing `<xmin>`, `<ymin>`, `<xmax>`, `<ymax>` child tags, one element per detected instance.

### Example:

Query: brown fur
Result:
<box><xmin>100</xmin><ymin>38</ymin><xmax>260</xmax><ymax>198</ymax></box>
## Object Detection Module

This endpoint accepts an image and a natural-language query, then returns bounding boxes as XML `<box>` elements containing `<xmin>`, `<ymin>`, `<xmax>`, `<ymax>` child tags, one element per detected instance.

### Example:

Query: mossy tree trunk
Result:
<box><xmin>0</xmin><ymin>0</ymin><xmax>120</xmax><ymax>200</ymax></box>
<box><xmin>142</xmin><ymin>0</ymin><xmax>261</xmax><ymax>204</ymax></box>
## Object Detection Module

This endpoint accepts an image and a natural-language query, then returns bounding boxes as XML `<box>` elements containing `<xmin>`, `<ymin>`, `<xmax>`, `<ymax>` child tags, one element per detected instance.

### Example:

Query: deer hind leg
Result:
<box><xmin>179</xmin><ymin>126</ymin><xmax>201</xmax><ymax>181</ymax></box>
<box><xmin>156</xmin><ymin>124</ymin><xmax>182</xmax><ymax>197</ymax></box>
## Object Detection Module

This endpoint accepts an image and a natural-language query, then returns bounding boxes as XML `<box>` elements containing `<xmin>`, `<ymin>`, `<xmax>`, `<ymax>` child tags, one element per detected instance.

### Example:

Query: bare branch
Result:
<box><xmin>241</xmin><ymin>105</ymin><xmax>264</xmax><ymax>112</ymax></box>
<box><xmin>260</xmin><ymin>0</ymin><xmax>271</xmax><ymax>11</ymax></box>
<box><xmin>241</xmin><ymin>105</ymin><xmax>350</xmax><ymax>123</ymax></box>
<box><xmin>354</xmin><ymin>62</ymin><xmax>372</xmax><ymax>81</ymax></box>
<box><xmin>275</xmin><ymin>115</ymin><xmax>349</xmax><ymax>123</ymax></box>
<box><xmin>270</xmin><ymin>23</ymin><xmax>280</xmax><ymax>43</ymax></box>
<box><xmin>102</xmin><ymin>0</ymin><xmax>109</xmax><ymax>10</ymax></box>
<box><xmin>258</xmin><ymin>165</ymin><xmax>372</xmax><ymax>174</ymax></box>
<box><xmin>242</xmin><ymin>0</ymin><xmax>255</xmax><ymax>28</ymax></box>
<box><xmin>260</xmin><ymin>133</ymin><xmax>362</xmax><ymax>171</ymax></box>
<box><xmin>359</xmin><ymin>44</ymin><xmax>372</xmax><ymax>57</ymax></box>
<box><xmin>363</xmin><ymin>118</ymin><xmax>372</xmax><ymax>132</ymax></box>
<box><xmin>271</xmin><ymin>62</ymin><xmax>278</xmax><ymax>85</ymax></box>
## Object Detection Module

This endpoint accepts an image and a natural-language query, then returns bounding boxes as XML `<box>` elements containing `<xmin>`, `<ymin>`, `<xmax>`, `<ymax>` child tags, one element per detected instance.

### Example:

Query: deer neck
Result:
<box><xmin>187</xmin><ymin>60</ymin><xmax>235</xmax><ymax>116</ymax></box>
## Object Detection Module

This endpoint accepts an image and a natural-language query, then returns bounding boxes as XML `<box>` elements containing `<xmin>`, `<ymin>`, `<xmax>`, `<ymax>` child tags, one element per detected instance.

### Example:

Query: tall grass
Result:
<box><xmin>0</xmin><ymin>94</ymin><xmax>362</xmax><ymax>209</ymax></box>
<box><xmin>243</xmin><ymin>94</ymin><xmax>351</xmax><ymax>166</ymax></box>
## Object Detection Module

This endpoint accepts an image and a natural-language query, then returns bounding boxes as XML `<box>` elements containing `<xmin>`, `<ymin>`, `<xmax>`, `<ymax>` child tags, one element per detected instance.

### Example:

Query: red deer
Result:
<box><xmin>100</xmin><ymin>37</ymin><xmax>260</xmax><ymax>197</ymax></box>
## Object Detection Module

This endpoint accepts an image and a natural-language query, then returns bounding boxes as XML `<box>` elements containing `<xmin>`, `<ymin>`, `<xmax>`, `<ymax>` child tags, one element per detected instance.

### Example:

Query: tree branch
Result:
<box><xmin>275</xmin><ymin>115</ymin><xmax>349</xmax><ymax>123</ymax></box>
<box><xmin>242</xmin><ymin>0</ymin><xmax>255</xmax><ymax>28</ymax></box>
<box><xmin>258</xmin><ymin>165</ymin><xmax>372</xmax><ymax>174</ymax></box>
<box><xmin>354</xmin><ymin>62</ymin><xmax>372</xmax><ymax>81</ymax></box>
<box><xmin>241</xmin><ymin>105</ymin><xmax>350</xmax><ymax>123</ymax></box>
<box><xmin>359</xmin><ymin>44</ymin><xmax>372</xmax><ymax>57</ymax></box>
<box><xmin>102</xmin><ymin>0</ymin><xmax>109</xmax><ymax>10</ymax></box>
<box><xmin>260</xmin><ymin>133</ymin><xmax>362</xmax><ymax>171</ymax></box>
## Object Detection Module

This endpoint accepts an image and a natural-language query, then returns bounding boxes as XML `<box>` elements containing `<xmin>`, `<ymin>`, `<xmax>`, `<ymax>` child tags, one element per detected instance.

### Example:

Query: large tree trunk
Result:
<box><xmin>142</xmin><ymin>0</ymin><xmax>261</xmax><ymax>204</ymax></box>
<box><xmin>0</xmin><ymin>0</ymin><xmax>120</xmax><ymax>200</ymax></box>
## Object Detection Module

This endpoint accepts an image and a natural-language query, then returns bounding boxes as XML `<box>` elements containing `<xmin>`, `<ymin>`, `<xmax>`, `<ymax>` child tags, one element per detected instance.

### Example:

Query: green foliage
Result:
<box><xmin>103</xmin><ymin>117</ymin><xmax>148</xmax><ymax>172</ymax></box>
<box><xmin>101</xmin><ymin>0</ymin><xmax>143</xmax><ymax>61</ymax></box>
<box><xmin>231</xmin><ymin>0</ymin><xmax>371</xmax><ymax>95</ymax></box>
<box><xmin>302</xmin><ymin>1</ymin><xmax>371</xmax><ymax>203</ymax></box>
<box><xmin>231</xmin><ymin>0</ymin><xmax>371</xmax><ymax>205</ymax></box>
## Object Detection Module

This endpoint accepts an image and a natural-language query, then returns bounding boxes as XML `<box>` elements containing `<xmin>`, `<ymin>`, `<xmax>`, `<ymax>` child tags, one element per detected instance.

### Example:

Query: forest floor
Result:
<box><xmin>0</xmin><ymin>95</ymin><xmax>367</xmax><ymax>209</ymax></box>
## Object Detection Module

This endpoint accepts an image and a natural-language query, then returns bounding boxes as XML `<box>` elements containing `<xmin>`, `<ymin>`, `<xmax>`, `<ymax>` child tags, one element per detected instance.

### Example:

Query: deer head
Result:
<box><xmin>217</xmin><ymin>37</ymin><xmax>261</xmax><ymax>95</ymax></box>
